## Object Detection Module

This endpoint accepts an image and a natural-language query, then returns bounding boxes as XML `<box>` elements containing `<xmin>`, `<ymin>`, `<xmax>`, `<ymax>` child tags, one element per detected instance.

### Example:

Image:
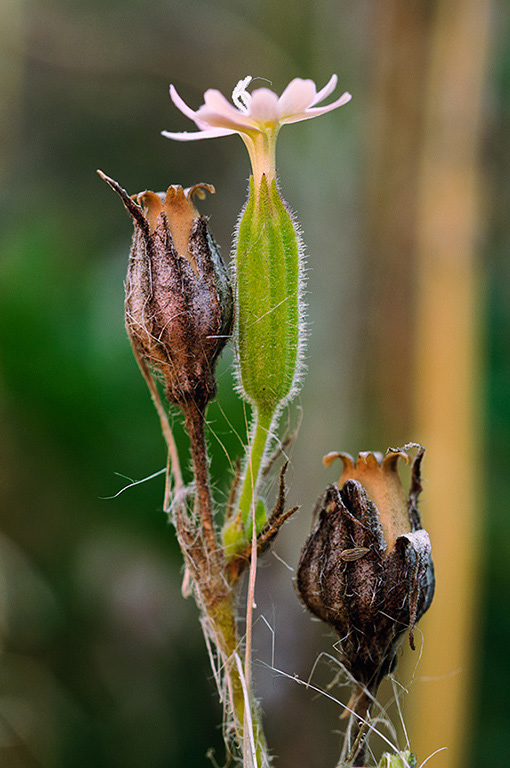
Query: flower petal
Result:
<box><xmin>281</xmin><ymin>91</ymin><xmax>352</xmax><ymax>123</ymax></box>
<box><xmin>194</xmin><ymin>109</ymin><xmax>260</xmax><ymax>133</ymax></box>
<box><xmin>197</xmin><ymin>89</ymin><xmax>257</xmax><ymax>132</ymax></box>
<box><xmin>311</xmin><ymin>74</ymin><xmax>338</xmax><ymax>106</ymax></box>
<box><xmin>248</xmin><ymin>88</ymin><xmax>280</xmax><ymax>123</ymax></box>
<box><xmin>278</xmin><ymin>78</ymin><xmax>317</xmax><ymax>118</ymax></box>
<box><xmin>203</xmin><ymin>89</ymin><xmax>246</xmax><ymax>120</ymax></box>
<box><xmin>169</xmin><ymin>85</ymin><xmax>244</xmax><ymax>132</ymax></box>
<box><xmin>161</xmin><ymin>127</ymin><xmax>236</xmax><ymax>141</ymax></box>
<box><xmin>169</xmin><ymin>84</ymin><xmax>201</xmax><ymax>122</ymax></box>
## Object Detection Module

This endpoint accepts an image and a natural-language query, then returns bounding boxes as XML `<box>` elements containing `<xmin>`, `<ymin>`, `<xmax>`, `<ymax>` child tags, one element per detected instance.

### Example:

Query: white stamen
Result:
<box><xmin>232</xmin><ymin>76</ymin><xmax>253</xmax><ymax>112</ymax></box>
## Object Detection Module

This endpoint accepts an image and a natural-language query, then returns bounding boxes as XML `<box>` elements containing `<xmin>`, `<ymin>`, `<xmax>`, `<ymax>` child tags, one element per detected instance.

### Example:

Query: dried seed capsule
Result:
<box><xmin>297</xmin><ymin>445</ymin><xmax>434</xmax><ymax>697</ymax></box>
<box><xmin>98</xmin><ymin>172</ymin><xmax>233</xmax><ymax>410</ymax></box>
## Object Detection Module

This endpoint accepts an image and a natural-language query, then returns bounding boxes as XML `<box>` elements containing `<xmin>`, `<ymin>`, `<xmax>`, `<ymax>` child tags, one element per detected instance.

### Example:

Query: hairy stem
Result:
<box><xmin>210</xmin><ymin>594</ymin><xmax>269</xmax><ymax>767</ymax></box>
<box><xmin>340</xmin><ymin>688</ymin><xmax>374</xmax><ymax>767</ymax></box>
<box><xmin>237</xmin><ymin>408</ymin><xmax>274</xmax><ymax>530</ymax></box>
<box><xmin>180</xmin><ymin>399</ymin><xmax>269</xmax><ymax>765</ymax></box>
<box><xmin>183</xmin><ymin>398</ymin><xmax>218</xmax><ymax>557</ymax></box>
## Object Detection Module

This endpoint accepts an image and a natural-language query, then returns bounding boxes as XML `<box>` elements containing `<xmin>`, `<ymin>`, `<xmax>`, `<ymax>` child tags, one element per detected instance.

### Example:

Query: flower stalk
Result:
<box><xmin>235</xmin><ymin>408</ymin><xmax>273</xmax><ymax>533</ymax></box>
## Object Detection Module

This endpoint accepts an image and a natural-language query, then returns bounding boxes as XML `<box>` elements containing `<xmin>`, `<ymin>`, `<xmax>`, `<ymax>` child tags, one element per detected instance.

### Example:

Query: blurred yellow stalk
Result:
<box><xmin>364</xmin><ymin>1</ymin><xmax>491</xmax><ymax>765</ymax></box>
<box><xmin>410</xmin><ymin>1</ymin><xmax>490</xmax><ymax>766</ymax></box>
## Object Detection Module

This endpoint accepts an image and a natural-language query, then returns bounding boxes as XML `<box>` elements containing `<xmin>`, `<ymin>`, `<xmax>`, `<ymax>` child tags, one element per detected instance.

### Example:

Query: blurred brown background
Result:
<box><xmin>0</xmin><ymin>1</ymin><xmax>508</xmax><ymax>767</ymax></box>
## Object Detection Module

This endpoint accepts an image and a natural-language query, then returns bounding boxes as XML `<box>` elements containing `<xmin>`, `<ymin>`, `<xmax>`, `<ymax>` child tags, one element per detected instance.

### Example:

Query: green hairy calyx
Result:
<box><xmin>236</xmin><ymin>174</ymin><xmax>302</xmax><ymax>416</ymax></box>
<box><xmin>224</xmin><ymin>173</ymin><xmax>304</xmax><ymax>549</ymax></box>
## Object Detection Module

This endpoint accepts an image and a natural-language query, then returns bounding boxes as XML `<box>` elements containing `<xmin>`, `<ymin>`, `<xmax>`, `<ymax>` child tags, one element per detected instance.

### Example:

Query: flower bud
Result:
<box><xmin>234</xmin><ymin>174</ymin><xmax>304</xmax><ymax>418</ymax></box>
<box><xmin>297</xmin><ymin>446</ymin><xmax>434</xmax><ymax>695</ymax></box>
<box><xmin>378</xmin><ymin>752</ymin><xmax>417</xmax><ymax>768</ymax></box>
<box><xmin>98</xmin><ymin>172</ymin><xmax>233</xmax><ymax>410</ymax></box>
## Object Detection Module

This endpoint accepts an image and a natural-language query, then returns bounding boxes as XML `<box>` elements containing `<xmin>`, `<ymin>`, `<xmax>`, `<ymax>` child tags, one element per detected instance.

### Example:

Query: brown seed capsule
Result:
<box><xmin>98</xmin><ymin>171</ymin><xmax>233</xmax><ymax>410</ymax></box>
<box><xmin>297</xmin><ymin>445</ymin><xmax>434</xmax><ymax>699</ymax></box>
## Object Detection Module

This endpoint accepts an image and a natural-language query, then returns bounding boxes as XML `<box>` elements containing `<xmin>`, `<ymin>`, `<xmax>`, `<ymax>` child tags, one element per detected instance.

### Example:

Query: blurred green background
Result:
<box><xmin>0</xmin><ymin>1</ymin><xmax>508</xmax><ymax>767</ymax></box>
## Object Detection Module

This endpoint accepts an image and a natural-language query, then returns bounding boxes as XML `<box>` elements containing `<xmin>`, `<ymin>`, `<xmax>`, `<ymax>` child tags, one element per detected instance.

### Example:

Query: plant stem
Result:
<box><xmin>210</xmin><ymin>594</ymin><xmax>269</xmax><ymax>767</ymax></box>
<box><xmin>183</xmin><ymin>398</ymin><xmax>218</xmax><ymax>557</ymax></box>
<box><xmin>132</xmin><ymin>349</ymin><xmax>184</xmax><ymax>490</ymax></box>
<box><xmin>182</xmin><ymin>399</ymin><xmax>269</xmax><ymax>765</ymax></box>
<box><xmin>237</xmin><ymin>408</ymin><xmax>274</xmax><ymax>530</ymax></box>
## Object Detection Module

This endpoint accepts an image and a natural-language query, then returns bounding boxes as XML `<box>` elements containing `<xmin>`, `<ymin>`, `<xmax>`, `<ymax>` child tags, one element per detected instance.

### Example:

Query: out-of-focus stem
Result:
<box><xmin>135</xmin><ymin>353</ymin><xmax>183</xmax><ymax>490</ymax></box>
<box><xmin>363</xmin><ymin>2</ymin><xmax>490</xmax><ymax>765</ymax></box>
<box><xmin>0</xmin><ymin>0</ymin><xmax>24</xmax><ymax>187</ymax></box>
<box><xmin>410</xmin><ymin>1</ymin><xmax>490</xmax><ymax>763</ymax></box>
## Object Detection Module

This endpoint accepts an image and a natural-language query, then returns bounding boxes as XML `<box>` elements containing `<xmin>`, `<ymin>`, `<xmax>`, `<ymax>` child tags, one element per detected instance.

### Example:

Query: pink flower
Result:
<box><xmin>162</xmin><ymin>75</ymin><xmax>351</xmax><ymax>184</ymax></box>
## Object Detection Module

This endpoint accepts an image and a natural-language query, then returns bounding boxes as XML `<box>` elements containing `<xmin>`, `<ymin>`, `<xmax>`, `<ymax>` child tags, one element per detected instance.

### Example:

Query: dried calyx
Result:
<box><xmin>98</xmin><ymin>171</ymin><xmax>233</xmax><ymax>411</ymax></box>
<box><xmin>297</xmin><ymin>444</ymin><xmax>435</xmax><ymax>718</ymax></box>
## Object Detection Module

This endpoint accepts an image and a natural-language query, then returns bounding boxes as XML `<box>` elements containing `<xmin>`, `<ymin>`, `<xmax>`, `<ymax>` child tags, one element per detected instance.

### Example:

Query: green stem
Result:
<box><xmin>211</xmin><ymin>595</ymin><xmax>269</xmax><ymax>767</ymax></box>
<box><xmin>237</xmin><ymin>408</ymin><xmax>274</xmax><ymax>530</ymax></box>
